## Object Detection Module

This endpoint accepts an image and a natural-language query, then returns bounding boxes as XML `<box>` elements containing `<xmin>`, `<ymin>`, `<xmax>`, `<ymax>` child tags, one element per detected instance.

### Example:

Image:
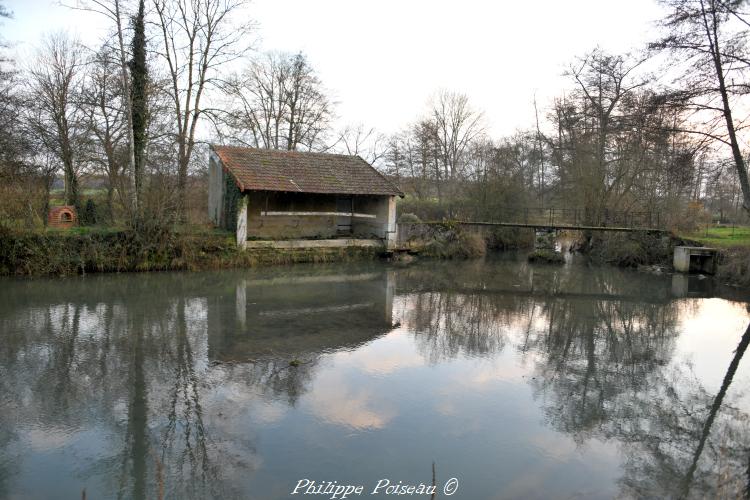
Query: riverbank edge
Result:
<box><xmin>583</xmin><ymin>230</ymin><xmax>750</xmax><ymax>288</ymax></box>
<box><xmin>0</xmin><ymin>228</ymin><xmax>382</xmax><ymax>277</ymax></box>
<box><xmin>715</xmin><ymin>247</ymin><xmax>750</xmax><ymax>288</ymax></box>
<box><xmin>2</xmin><ymin>226</ymin><xmax>748</xmax><ymax>289</ymax></box>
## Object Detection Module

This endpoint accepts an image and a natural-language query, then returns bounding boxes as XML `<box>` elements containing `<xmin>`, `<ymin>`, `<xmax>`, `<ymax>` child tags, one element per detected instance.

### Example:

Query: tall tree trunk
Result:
<box><xmin>63</xmin><ymin>162</ymin><xmax>78</xmax><ymax>207</ymax></box>
<box><xmin>129</xmin><ymin>0</ymin><xmax>147</xmax><ymax>224</ymax></box>
<box><xmin>113</xmin><ymin>0</ymin><xmax>137</xmax><ymax>217</ymax></box>
<box><xmin>703</xmin><ymin>0</ymin><xmax>750</xmax><ymax>212</ymax></box>
<box><xmin>61</xmin><ymin>130</ymin><xmax>79</xmax><ymax>208</ymax></box>
<box><xmin>177</xmin><ymin>145</ymin><xmax>189</xmax><ymax>223</ymax></box>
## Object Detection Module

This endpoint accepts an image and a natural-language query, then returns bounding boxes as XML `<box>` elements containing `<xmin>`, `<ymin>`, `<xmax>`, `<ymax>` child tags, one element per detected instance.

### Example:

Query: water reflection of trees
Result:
<box><xmin>2</xmin><ymin>259</ymin><xmax>750</xmax><ymax>498</ymax></box>
<box><xmin>407</xmin><ymin>291</ymin><xmax>512</xmax><ymax>362</ymax></box>
<box><xmin>0</xmin><ymin>266</ymin><xmax>395</xmax><ymax>498</ymax></box>
<box><xmin>528</xmin><ymin>299</ymin><xmax>750</xmax><ymax>498</ymax></box>
<box><xmin>400</xmin><ymin>259</ymin><xmax>678</xmax><ymax>369</ymax></box>
<box><xmin>528</xmin><ymin>297</ymin><xmax>678</xmax><ymax>440</ymax></box>
<box><xmin>616</xmin><ymin>363</ymin><xmax>750</xmax><ymax>498</ymax></box>
<box><xmin>400</xmin><ymin>259</ymin><xmax>750</xmax><ymax>498</ymax></box>
<box><xmin>0</xmin><ymin>277</ymin><xmax>238</xmax><ymax>498</ymax></box>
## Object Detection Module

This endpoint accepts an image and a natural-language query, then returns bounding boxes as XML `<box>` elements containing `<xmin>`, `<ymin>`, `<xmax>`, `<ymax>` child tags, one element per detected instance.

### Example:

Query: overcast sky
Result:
<box><xmin>3</xmin><ymin>0</ymin><xmax>666</xmax><ymax>137</ymax></box>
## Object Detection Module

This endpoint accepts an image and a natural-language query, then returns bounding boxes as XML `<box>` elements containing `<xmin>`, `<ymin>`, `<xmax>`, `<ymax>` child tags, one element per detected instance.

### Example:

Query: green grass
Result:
<box><xmin>45</xmin><ymin>226</ymin><xmax>126</xmax><ymax>236</ymax></box>
<box><xmin>50</xmin><ymin>188</ymin><xmax>107</xmax><ymax>197</ymax></box>
<box><xmin>682</xmin><ymin>226</ymin><xmax>750</xmax><ymax>248</ymax></box>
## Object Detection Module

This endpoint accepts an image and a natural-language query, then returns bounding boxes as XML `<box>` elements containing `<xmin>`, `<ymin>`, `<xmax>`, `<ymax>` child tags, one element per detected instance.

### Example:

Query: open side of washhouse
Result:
<box><xmin>208</xmin><ymin>145</ymin><xmax>403</xmax><ymax>249</ymax></box>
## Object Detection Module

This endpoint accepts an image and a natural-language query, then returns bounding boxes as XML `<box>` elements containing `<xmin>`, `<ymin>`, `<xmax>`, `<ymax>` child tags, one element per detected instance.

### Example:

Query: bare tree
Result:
<box><xmin>333</xmin><ymin>123</ymin><xmax>386</xmax><ymax>165</ymax></box>
<box><xmin>428</xmin><ymin>91</ymin><xmax>484</xmax><ymax>213</ymax></box>
<box><xmin>651</xmin><ymin>0</ymin><xmax>750</xmax><ymax>213</ymax></box>
<box><xmin>27</xmin><ymin>33</ymin><xmax>88</xmax><ymax>208</ymax></box>
<box><xmin>385</xmin><ymin>127</ymin><xmax>433</xmax><ymax>200</ymax></box>
<box><xmin>0</xmin><ymin>2</ymin><xmax>24</xmax><ymax>175</ymax></box>
<box><xmin>0</xmin><ymin>60</ymin><xmax>41</xmax><ymax>225</ymax></box>
<box><xmin>61</xmin><ymin>0</ymin><xmax>137</xmax><ymax>212</ymax></box>
<box><xmin>152</xmin><ymin>0</ymin><xmax>253</xmax><ymax>220</ymax></box>
<box><xmin>431</xmin><ymin>90</ymin><xmax>485</xmax><ymax>183</ymax></box>
<box><xmin>547</xmin><ymin>50</ymin><xmax>651</xmax><ymax>221</ymax></box>
<box><xmin>420</xmin><ymin>120</ymin><xmax>444</xmax><ymax>202</ymax></box>
<box><xmin>81</xmin><ymin>45</ymin><xmax>128</xmax><ymax>221</ymax></box>
<box><xmin>0</xmin><ymin>3</ymin><xmax>53</xmax><ymax>227</ymax></box>
<box><xmin>222</xmin><ymin>51</ymin><xmax>331</xmax><ymax>151</ymax></box>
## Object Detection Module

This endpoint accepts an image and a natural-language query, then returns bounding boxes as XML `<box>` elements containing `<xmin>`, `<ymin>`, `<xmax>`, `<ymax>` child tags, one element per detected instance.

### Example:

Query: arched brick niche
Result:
<box><xmin>48</xmin><ymin>205</ymin><xmax>78</xmax><ymax>229</ymax></box>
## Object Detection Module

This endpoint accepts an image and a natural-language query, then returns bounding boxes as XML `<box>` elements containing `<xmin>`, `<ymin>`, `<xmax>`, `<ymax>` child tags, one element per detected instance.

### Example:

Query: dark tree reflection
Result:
<box><xmin>528</xmin><ymin>297</ymin><xmax>678</xmax><ymax>440</ymax></box>
<box><xmin>157</xmin><ymin>298</ymin><xmax>224</xmax><ymax>499</ymax></box>
<box><xmin>117</xmin><ymin>319</ymin><xmax>149</xmax><ymax>500</ymax></box>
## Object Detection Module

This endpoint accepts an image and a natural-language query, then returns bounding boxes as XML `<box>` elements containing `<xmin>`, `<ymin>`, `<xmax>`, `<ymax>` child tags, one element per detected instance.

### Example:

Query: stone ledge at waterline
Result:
<box><xmin>0</xmin><ymin>228</ymin><xmax>383</xmax><ymax>277</ymax></box>
<box><xmin>0</xmin><ymin>222</ymin><xmax>522</xmax><ymax>277</ymax></box>
<box><xmin>246</xmin><ymin>238</ymin><xmax>384</xmax><ymax>249</ymax></box>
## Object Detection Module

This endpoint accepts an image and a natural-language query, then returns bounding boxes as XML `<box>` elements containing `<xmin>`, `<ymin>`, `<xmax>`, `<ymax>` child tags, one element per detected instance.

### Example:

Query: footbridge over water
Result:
<box><xmin>395</xmin><ymin>207</ymin><xmax>669</xmax><ymax>251</ymax></box>
<box><xmin>422</xmin><ymin>207</ymin><xmax>668</xmax><ymax>233</ymax></box>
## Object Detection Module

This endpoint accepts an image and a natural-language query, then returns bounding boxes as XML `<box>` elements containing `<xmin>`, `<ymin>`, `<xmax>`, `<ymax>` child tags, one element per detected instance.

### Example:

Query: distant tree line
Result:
<box><xmin>385</xmin><ymin>0</ymin><xmax>750</xmax><ymax>227</ymax></box>
<box><xmin>0</xmin><ymin>0</ymin><xmax>748</xmax><ymax>230</ymax></box>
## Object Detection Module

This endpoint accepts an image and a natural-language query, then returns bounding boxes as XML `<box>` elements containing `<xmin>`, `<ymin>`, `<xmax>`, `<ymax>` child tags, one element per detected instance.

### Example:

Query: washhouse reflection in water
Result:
<box><xmin>0</xmin><ymin>256</ymin><xmax>749</xmax><ymax>499</ymax></box>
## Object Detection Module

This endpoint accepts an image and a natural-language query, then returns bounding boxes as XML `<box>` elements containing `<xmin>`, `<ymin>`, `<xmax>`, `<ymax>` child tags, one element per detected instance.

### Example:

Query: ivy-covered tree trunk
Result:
<box><xmin>129</xmin><ymin>0</ymin><xmax>147</xmax><ymax>222</ymax></box>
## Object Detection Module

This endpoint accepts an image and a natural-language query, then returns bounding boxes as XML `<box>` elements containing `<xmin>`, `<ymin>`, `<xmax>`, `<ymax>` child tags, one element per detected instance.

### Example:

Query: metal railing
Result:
<box><xmin>464</xmin><ymin>207</ymin><xmax>661</xmax><ymax>229</ymax></box>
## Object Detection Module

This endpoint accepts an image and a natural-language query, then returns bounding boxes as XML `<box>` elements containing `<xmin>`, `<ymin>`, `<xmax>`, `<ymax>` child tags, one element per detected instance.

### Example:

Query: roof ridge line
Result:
<box><xmin>211</xmin><ymin>144</ymin><xmax>403</xmax><ymax>196</ymax></box>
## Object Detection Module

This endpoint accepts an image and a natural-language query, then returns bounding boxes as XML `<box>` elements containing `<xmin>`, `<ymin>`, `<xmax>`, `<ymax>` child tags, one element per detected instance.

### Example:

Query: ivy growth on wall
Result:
<box><xmin>223</xmin><ymin>175</ymin><xmax>242</xmax><ymax>232</ymax></box>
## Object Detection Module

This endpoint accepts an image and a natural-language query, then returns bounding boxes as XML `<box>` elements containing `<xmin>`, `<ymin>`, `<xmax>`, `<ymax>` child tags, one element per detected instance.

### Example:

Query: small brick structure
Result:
<box><xmin>48</xmin><ymin>205</ymin><xmax>78</xmax><ymax>229</ymax></box>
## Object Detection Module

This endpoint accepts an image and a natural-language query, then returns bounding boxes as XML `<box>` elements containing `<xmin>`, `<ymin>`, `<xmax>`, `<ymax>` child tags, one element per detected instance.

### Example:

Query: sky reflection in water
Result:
<box><xmin>1</xmin><ymin>256</ymin><xmax>749</xmax><ymax>499</ymax></box>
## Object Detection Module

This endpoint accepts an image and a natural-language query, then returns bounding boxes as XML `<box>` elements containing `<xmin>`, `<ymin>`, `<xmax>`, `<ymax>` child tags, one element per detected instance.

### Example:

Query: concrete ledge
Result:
<box><xmin>245</xmin><ymin>238</ymin><xmax>385</xmax><ymax>249</ymax></box>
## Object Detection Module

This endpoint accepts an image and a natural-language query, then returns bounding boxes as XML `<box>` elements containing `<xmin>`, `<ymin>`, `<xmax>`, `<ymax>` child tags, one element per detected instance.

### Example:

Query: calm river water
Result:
<box><xmin>1</xmin><ymin>255</ymin><xmax>750</xmax><ymax>499</ymax></box>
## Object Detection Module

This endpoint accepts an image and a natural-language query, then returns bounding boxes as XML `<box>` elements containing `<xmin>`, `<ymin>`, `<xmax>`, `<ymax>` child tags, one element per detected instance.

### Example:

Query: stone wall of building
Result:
<box><xmin>351</xmin><ymin>196</ymin><xmax>394</xmax><ymax>241</ymax></box>
<box><xmin>246</xmin><ymin>192</ymin><xmax>339</xmax><ymax>239</ymax></box>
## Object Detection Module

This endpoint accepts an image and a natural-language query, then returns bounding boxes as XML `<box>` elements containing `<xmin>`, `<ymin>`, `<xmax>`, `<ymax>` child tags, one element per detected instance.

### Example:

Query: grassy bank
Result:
<box><xmin>0</xmin><ymin>227</ymin><xmax>381</xmax><ymax>277</ymax></box>
<box><xmin>584</xmin><ymin>229</ymin><xmax>750</xmax><ymax>288</ymax></box>
<box><xmin>681</xmin><ymin>226</ymin><xmax>750</xmax><ymax>248</ymax></box>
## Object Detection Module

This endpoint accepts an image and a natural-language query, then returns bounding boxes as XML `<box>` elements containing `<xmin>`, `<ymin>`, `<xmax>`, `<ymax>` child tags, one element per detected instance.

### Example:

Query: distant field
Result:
<box><xmin>683</xmin><ymin>226</ymin><xmax>750</xmax><ymax>248</ymax></box>
<box><xmin>50</xmin><ymin>188</ymin><xmax>107</xmax><ymax>197</ymax></box>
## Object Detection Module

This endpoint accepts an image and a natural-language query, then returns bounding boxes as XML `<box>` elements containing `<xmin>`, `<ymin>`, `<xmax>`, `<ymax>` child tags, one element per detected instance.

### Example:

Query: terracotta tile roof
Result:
<box><xmin>211</xmin><ymin>145</ymin><xmax>403</xmax><ymax>196</ymax></box>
